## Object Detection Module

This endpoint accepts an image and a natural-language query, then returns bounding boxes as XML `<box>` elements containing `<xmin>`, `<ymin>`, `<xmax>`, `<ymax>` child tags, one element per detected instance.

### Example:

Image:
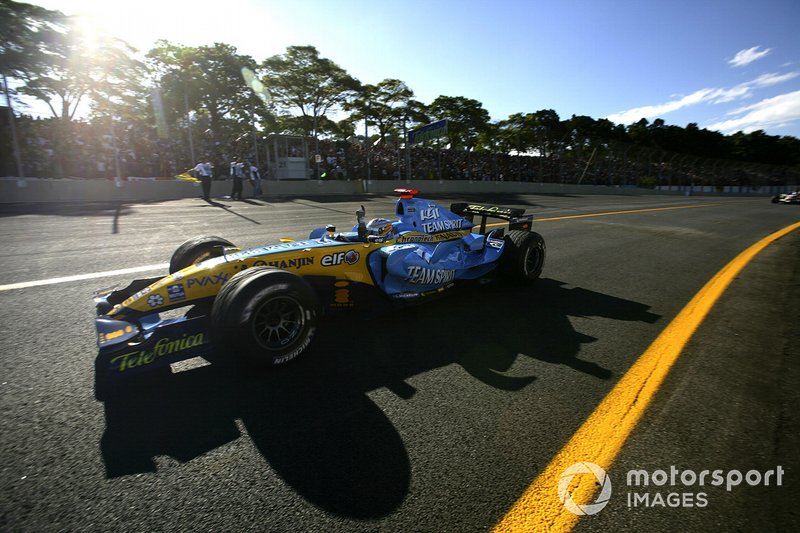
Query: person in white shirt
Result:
<box><xmin>194</xmin><ymin>160</ymin><xmax>213</xmax><ymax>201</ymax></box>
<box><xmin>249</xmin><ymin>162</ymin><xmax>262</xmax><ymax>198</ymax></box>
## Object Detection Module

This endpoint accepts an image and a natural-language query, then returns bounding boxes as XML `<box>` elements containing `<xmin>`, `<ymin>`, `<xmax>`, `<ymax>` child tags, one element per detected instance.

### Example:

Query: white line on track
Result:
<box><xmin>0</xmin><ymin>263</ymin><xmax>169</xmax><ymax>292</ymax></box>
<box><xmin>1</xmin><ymin>202</ymin><xmax>724</xmax><ymax>293</ymax></box>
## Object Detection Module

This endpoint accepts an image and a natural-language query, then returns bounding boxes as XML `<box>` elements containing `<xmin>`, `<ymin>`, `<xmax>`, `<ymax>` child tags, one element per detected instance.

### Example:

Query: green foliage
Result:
<box><xmin>261</xmin><ymin>45</ymin><xmax>358</xmax><ymax>137</ymax></box>
<box><xmin>2</xmin><ymin>0</ymin><xmax>799</xmax><ymax>179</ymax></box>
<box><xmin>345</xmin><ymin>78</ymin><xmax>419</xmax><ymax>142</ymax></box>
<box><xmin>497</xmin><ymin>109</ymin><xmax>565</xmax><ymax>156</ymax></box>
<box><xmin>1</xmin><ymin>1</ymin><xmax>61</xmax><ymax>75</ymax></box>
<box><xmin>146</xmin><ymin>41</ymin><xmax>269</xmax><ymax>161</ymax></box>
<box><xmin>428</xmin><ymin>95</ymin><xmax>490</xmax><ymax>150</ymax></box>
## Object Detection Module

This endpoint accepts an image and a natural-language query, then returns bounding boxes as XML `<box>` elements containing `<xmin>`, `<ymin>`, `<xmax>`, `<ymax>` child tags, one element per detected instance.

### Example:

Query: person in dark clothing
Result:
<box><xmin>230</xmin><ymin>160</ymin><xmax>244</xmax><ymax>200</ymax></box>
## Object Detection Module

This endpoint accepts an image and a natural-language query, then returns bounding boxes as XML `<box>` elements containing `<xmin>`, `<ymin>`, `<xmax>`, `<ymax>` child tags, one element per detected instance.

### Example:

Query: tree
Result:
<box><xmin>261</xmin><ymin>45</ymin><xmax>358</xmax><ymax>139</ymax></box>
<box><xmin>2</xmin><ymin>2</ymin><xmax>65</xmax><ymax>175</ymax></box>
<box><xmin>368</xmin><ymin>79</ymin><xmax>416</xmax><ymax>142</ymax></box>
<box><xmin>0</xmin><ymin>0</ymin><xmax>66</xmax><ymax>176</ymax></box>
<box><xmin>497</xmin><ymin>113</ymin><xmax>534</xmax><ymax>154</ymax></box>
<box><xmin>626</xmin><ymin>118</ymin><xmax>651</xmax><ymax>146</ymax></box>
<box><xmin>497</xmin><ymin>109</ymin><xmax>564</xmax><ymax>158</ymax></box>
<box><xmin>2</xmin><ymin>1</ymin><xmax>144</xmax><ymax>176</ymax></box>
<box><xmin>427</xmin><ymin>95</ymin><xmax>490</xmax><ymax>150</ymax></box>
<box><xmin>147</xmin><ymin>41</ymin><xmax>267</xmax><ymax>165</ymax></box>
<box><xmin>194</xmin><ymin>43</ymin><xmax>263</xmax><ymax>146</ymax></box>
<box><xmin>393</xmin><ymin>97</ymin><xmax>428</xmax><ymax>142</ymax></box>
<box><xmin>3</xmin><ymin>4</ymin><xmax>798</xmax><ymax>182</ymax></box>
<box><xmin>344</xmin><ymin>80</ymin><xmax>376</xmax><ymax>141</ymax></box>
<box><xmin>14</xmin><ymin>19</ymin><xmax>138</xmax><ymax>123</ymax></box>
<box><xmin>0</xmin><ymin>0</ymin><xmax>68</xmax><ymax>84</ymax></box>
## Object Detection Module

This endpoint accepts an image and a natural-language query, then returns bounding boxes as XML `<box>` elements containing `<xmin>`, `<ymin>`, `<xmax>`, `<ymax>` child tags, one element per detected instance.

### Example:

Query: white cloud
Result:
<box><xmin>709</xmin><ymin>72</ymin><xmax>799</xmax><ymax>103</ymax></box>
<box><xmin>606</xmin><ymin>90</ymin><xmax>713</xmax><ymax>124</ymax></box>
<box><xmin>706</xmin><ymin>91</ymin><xmax>800</xmax><ymax>133</ymax></box>
<box><xmin>729</xmin><ymin>46</ymin><xmax>771</xmax><ymax>67</ymax></box>
<box><xmin>605</xmin><ymin>72</ymin><xmax>798</xmax><ymax>125</ymax></box>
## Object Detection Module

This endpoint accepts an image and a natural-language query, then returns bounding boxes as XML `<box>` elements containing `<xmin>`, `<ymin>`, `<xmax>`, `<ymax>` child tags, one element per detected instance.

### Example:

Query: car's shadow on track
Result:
<box><xmin>99</xmin><ymin>278</ymin><xmax>659</xmax><ymax>518</ymax></box>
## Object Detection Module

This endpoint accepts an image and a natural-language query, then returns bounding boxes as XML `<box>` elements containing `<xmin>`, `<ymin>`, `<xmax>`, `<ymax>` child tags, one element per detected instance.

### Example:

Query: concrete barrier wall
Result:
<box><xmin>365</xmin><ymin>180</ymin><xmax>673</xmax><ymax>195</ymax></box>
<box><xmin>0</xmin><ymin>177</ymin><xmax>784</xmax><ymax>204</ymax></box>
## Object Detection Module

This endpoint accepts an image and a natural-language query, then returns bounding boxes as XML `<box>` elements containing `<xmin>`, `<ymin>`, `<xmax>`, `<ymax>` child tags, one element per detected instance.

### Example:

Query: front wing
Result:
<box><xmin>96</xmin><ymin>313</ymin><xmax>212</xmax><ymax>378</ymax></box>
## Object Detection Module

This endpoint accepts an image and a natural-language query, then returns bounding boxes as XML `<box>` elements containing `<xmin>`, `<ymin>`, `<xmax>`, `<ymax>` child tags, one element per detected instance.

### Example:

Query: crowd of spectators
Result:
<box><xmin>1</xmin><ymin>116</ymin><xmax>185</xmax><ymax>179</ymax></box>
<box><xmin>310</xmin><ymin>140</ymin><xmax>553</xmax><ymax>182</ymax></box>
<box><xmin>2</xmin><ymin>115</ymin><xmax>789</xmax><ymax>188</ymax></box>
<box><xmin>309</xmin><ymin>139</ymin><xmax>649</xmax><ymax>186</ymax></box>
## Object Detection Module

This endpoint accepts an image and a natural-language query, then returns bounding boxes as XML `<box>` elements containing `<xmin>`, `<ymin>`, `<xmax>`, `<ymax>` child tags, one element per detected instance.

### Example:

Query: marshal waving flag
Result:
<box><xmin>175</xmin><ymin>171</ymin><xmax>200</xmax><ymax>182</ymax></box>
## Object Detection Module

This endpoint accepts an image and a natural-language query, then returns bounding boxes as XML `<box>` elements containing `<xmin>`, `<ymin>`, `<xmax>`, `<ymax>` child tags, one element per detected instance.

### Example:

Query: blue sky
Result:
<box><xmin>27</xmin><ymin>0</ymin><xmax>800</xmax><ymax>137</ymax></box>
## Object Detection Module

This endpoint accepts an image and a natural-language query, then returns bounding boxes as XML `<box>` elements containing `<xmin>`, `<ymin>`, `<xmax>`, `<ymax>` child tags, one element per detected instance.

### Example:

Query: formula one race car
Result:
<box><xmin>93</xmin><ymin>189</ymin><xmax>545</xmax><ymax>390</ymax></box>
<box><xmin>771</xmin><ymin>191</ymin><xmax>800</xmax><ymax>204</ymax></box>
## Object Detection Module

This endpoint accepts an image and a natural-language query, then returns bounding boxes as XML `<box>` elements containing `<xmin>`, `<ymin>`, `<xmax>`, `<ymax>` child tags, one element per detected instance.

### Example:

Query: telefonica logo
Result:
<box><xmin>558</xmin><ymin>462</ymin><xmax>613</xmax><ymax>516</ymax></box>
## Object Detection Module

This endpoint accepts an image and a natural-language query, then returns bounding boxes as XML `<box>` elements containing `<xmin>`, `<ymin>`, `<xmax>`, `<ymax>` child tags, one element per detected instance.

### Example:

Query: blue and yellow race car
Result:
<box><xmin>93</xmin><ymin>189</ymin><xmax>545</xmax><ymax>389</ymax></box>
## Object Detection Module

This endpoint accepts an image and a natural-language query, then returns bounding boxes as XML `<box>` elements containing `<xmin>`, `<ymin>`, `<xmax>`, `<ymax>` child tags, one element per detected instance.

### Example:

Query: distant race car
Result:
<box><xmin>93</xmin><ymin>189</ymin><xmax>545</xmax><ymax>392</ymax></box>
<box><xmin>771</xmin><ymin>191</ymin><xmax>800</xmax><ymax>204</ymax></box>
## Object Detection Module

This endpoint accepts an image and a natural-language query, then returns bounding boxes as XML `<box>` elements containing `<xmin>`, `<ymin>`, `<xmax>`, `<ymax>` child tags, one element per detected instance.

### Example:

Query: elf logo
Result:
<box><xmin>321</xmin><ymin>250</ymin><xmax>360</xmax><ymax>267</ymax></box>
<box><xmin>420</xmin><ymin>206</ymin><xmax>440</xmax><ymax>221</ymax></box>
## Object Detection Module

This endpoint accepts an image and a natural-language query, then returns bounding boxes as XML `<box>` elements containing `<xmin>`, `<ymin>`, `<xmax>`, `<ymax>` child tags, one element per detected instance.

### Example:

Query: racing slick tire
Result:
<box><xmin>771</xmin><ymin>195</ymin><xmax>780</xmax><ymax>203</ymax></box>
<box><xmin>210</xmin><ymin>266</ymin><xmax>320</xmax><ymax>367</ymax></box>
<box><xmin>499</xmin><ymin>230</ymin><xmax>546</xmax><ymax>284</ymax></box>
<box><xmin>169</xmin><ymin>235</ymin><xmax>235</xmax><ymax>273</ymax></box>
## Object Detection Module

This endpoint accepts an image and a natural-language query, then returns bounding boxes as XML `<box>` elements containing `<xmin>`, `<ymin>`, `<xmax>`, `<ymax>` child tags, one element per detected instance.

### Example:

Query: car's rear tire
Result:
<box><xmin>169</xmin><ymin>235</ymin><xmax>235</xmax><ymax>273</ymax></box>
<box><xmin>499</xmin><ymin>230</ymin><xmax>545</xmax><ymax>284</ymax></box>
<box><xmin>210</xmin><ymin>267</ymin><xmax>320</xmax><ymax>367</ymax></box>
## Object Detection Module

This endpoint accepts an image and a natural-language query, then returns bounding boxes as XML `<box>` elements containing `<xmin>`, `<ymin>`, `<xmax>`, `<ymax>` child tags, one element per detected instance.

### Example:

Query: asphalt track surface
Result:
<box><xmin>0</xmin><ymin>192</ymin><xmax>798</xmax><ymax>532</ymax></box>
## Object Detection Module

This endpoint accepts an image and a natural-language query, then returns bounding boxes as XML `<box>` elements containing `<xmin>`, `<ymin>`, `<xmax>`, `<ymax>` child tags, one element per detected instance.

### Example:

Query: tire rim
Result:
<box><xmin>252</xmin><ymin>296</ymin><xmax>304</xmax><ymax>349</ymax></box>
<box><xmin>523</xmin><ymin>245</ymin><xmax>542</xmax><ymax>276</ymax></box>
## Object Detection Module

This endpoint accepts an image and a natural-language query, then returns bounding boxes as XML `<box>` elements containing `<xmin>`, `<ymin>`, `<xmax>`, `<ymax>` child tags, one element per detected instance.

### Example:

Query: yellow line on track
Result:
<box><xmin>492</xmin><ymin>219</ymin><xmax>800</xmax><ymax>533</ymax></box>
<box><xmin>478</xmin><ymin>203</ymin><xmax>722</xmax><ymax>230</ymax></box>
<box><xmin>536</xmin><ymin>203</ymin><xmax>721</xmax><ymax>222</ymax></box>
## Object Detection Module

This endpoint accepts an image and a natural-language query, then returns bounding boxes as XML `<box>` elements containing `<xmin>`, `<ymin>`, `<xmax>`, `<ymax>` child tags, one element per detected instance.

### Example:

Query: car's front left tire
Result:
<box><xmin>169</xmin><ymin>235</ymin><xmax>236</xmax><ymax>273</ymax></box>
<box><xmin>210</xmin><ymin>267</ymin><xmax>320</xmax><ymax>367</ymax></box>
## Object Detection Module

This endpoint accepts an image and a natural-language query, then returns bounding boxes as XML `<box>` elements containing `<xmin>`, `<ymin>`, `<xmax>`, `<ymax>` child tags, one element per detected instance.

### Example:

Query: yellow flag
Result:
<box><xmin>176</xmin><ymin>171</ymin><xmax>200</xmax><ymax>182</ymax></box>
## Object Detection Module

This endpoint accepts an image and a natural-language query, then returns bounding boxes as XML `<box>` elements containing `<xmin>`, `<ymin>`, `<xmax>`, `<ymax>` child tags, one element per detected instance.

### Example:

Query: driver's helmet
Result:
<box><xmin>366</xmin><ymin>217</ymin><xmax>393</xmax><ymax>236</ymax></box>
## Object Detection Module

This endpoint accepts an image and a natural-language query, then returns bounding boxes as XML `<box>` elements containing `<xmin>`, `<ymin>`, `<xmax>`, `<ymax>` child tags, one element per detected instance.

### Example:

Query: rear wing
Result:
<box><xmin>450</xmin><ymin>203</ymin><xmax>533</xmax><ymax>235</ymax></box>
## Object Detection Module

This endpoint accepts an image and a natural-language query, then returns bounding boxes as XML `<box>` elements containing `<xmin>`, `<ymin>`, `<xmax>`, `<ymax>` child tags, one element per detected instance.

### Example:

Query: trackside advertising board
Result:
<box><xmin>409</xmin><ymin>119</ymin><xmax>448</xmax><ymax>144</ymax></box>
